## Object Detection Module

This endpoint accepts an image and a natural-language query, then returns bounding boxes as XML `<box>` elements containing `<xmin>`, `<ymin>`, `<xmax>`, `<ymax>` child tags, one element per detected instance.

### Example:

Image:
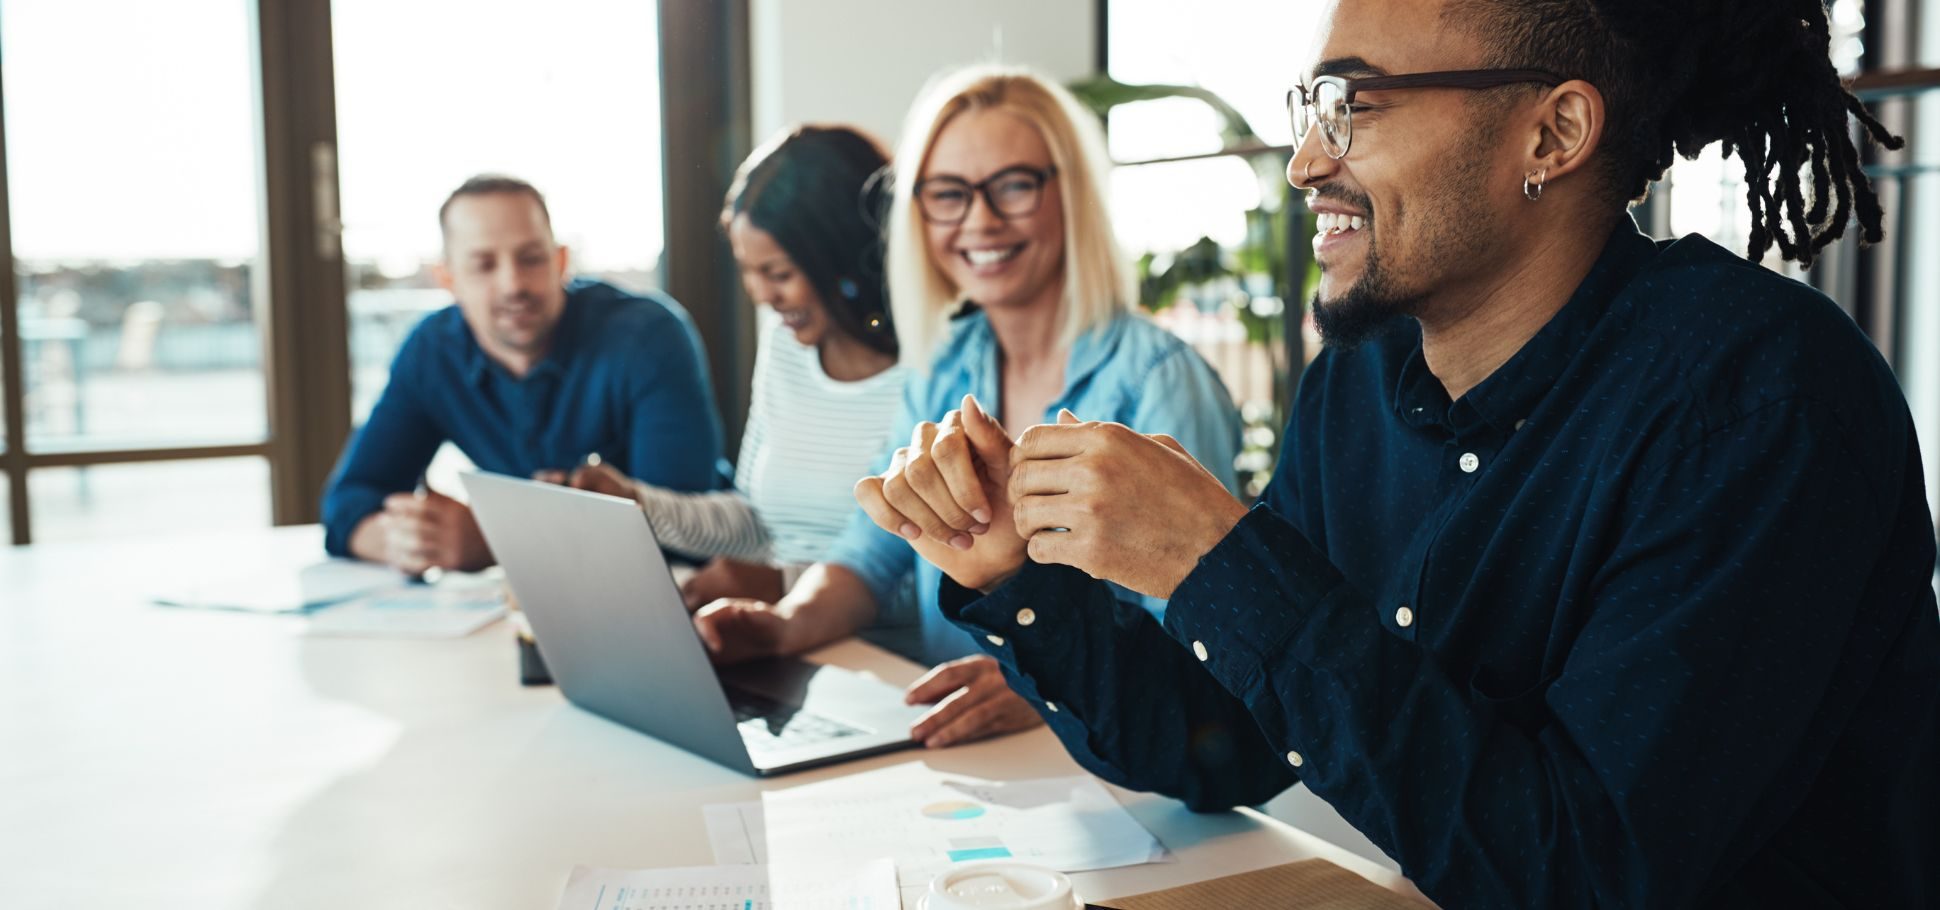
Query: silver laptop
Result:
<box><xmin>461</xmin><ymin>471</ymin><xmax>925</xmax><ymax>776</ymax></box>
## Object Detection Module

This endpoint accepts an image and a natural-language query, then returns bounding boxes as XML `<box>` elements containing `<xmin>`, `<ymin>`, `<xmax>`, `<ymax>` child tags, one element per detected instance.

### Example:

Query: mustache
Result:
<box><xmin>1306</xmin><ymin>187</ymin><xmax>1374</xmax><ymax>217</ymax></box>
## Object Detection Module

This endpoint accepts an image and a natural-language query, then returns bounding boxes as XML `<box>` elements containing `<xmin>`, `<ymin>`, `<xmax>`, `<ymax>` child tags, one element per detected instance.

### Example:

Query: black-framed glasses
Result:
<box><xmin>1288</xmin><ymin>68</ymin><xmax>1570</xmax><ymax>159</ymax></box>
<box><xmin>914</xmin><ymin>165</ymin><xmax>1058</xmax><ymax>225</ymax></box>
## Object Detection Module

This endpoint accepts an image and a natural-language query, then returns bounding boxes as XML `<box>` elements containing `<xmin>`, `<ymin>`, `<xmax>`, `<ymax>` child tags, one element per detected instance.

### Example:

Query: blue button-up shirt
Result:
<box><xmin>321</xmin><ymin>279</ymin><xmax>725</xmax><ymax>556</ymax></box>
<box><xmin>943</xmin><ymin>223</ymin><xmax>1939</xmax><ymax>908</ymax></box>
<box><xmin>826</xmin><ymin>305</ymin><xmax>1242</xmax><ymax>665</ymax></box>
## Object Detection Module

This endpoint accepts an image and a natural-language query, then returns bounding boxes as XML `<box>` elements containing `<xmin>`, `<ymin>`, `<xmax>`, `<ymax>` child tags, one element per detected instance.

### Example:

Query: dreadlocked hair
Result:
<box><xmin>1446</xmin><ymin>0</ymin><xmax>1903</xmax><ymax>268</ymax></box>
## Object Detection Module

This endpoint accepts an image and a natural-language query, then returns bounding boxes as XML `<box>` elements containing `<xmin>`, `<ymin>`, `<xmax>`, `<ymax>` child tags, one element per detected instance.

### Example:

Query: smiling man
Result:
<box><xmin>321</xmin><ymin>175</ymin><xmax>724</xmax><ymax>573</ymax></box>
<box><xmin>855</xmin><ymin>0</ymin><xmax>1938</xmax><ymax>906</ymax></box>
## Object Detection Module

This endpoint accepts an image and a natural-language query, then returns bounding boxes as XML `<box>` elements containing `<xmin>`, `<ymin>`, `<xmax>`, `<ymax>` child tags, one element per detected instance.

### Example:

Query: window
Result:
<box><xmin>332</xmin><ymin>0</ymin><xmax>666</xmax><ymax>422</ymax></box>
<box><xmin>1</xmin><ymin>0</ymin><xmax>272</xmax><ymax>542</ymax></box>
<box><xmin>1104</xmin><ymin>0</ymin><xmax>1325</xmax><ymax>495</ymax></box>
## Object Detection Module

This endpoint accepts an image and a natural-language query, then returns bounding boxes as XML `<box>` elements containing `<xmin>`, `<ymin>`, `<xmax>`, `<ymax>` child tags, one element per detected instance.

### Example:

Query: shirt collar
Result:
<box><xmin>1392</xmin><ymin>217</ymin><xmax>1659</xmax><ymax>434</ymax></box>
<box><xmin>451</xmin><ymin>284</ymin><xmax>581</xmax><ymax>386</ymax></box>
<box><xmin>948</xmin><ymin>302</ymin><xmax>1133</xmax><ymax>415</ymax></box>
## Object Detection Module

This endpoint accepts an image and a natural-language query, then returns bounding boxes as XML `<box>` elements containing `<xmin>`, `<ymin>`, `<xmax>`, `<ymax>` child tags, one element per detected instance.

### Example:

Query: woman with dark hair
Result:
<box><xmin>564</xmin><ymin>125</ymin><xmax>906</xmax><ymax>605</ymax></box>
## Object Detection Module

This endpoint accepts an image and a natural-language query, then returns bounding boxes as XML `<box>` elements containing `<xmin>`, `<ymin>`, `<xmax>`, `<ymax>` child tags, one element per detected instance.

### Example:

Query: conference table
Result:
<box><xmin>0</xmin><ymin>526</ymin><xmax>1419</xmax><ymax>908</ymax></box>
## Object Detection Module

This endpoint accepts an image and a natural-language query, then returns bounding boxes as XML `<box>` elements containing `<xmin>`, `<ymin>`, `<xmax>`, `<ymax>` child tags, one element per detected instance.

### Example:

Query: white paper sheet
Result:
<box><xmin>152</xmin><ymin>559</ymin><xmax>407</xmax><ymax>613</ymax></box>
<box><xmin>750</xmin><ymin>764</ymin><xmax>1166</xmax><ymax>896</ymax></box>
<box><xmin>703</xmin><ymin>802</ymin><xmax>767</xmax><ymax>865</ymax></box>
<box><xmin>553</xmin><ymin>858</ymin><xmax>897</xmax><ymax>910</ymax></box>
<box><xmin>303</xmin><ymin>581</ymin><xmax>507</xmax><ymax>638</ymax></box>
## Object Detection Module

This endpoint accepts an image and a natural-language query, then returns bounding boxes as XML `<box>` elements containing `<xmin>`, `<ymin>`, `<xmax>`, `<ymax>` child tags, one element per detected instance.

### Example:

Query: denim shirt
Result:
<box><xmin>824</xmin><ymin>305</ymin><xmax>1243</xmax><ymax>665</ymax></box>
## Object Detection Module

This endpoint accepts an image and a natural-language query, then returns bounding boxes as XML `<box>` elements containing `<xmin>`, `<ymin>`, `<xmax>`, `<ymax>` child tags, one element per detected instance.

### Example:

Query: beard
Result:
<box><xmin>1311</xmin><ymin>239</ymin><xmax>1422</xmax><ymax>350</ymax></box>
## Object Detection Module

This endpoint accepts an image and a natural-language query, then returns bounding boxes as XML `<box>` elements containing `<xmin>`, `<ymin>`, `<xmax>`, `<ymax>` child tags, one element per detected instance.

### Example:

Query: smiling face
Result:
<box><xmin>728</xmin><ymin>214</ymin><xmax>837</xmax><ymax>347</ymax></box>
<box><xmin>920</xmin><ymin>108</ymin><xmax>1067</xmax><ymax>315</ymax></box>
<box><xmin>437</xmin><ymin>192</ymin><xmax>570</xmax><ymax>366</ymax></box>
<box><xmin>1291</xmin><ymin>0</ymin><xmax>1526</xmax><ymax>346</ymax></box>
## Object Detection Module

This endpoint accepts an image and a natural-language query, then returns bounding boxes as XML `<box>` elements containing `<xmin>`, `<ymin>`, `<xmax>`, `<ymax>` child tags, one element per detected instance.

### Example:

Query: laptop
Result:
<box><xmin>460</xmin><ymin>470</ymin><xmax>926</xmax><ymax>776</ymax></box>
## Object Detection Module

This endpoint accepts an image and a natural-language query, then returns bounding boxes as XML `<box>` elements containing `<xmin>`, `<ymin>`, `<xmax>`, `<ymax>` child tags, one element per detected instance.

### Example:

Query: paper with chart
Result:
<box><xmin>553</xmin><ymin>858</ymin><xmax>896</xmax><ymax>910</ymax></box>
<box><xmin>152</xmin><ymin>558</ymin><xmax>406</xmax><ymax>613</ymax></box>
<box><xmin>747</xmin><ymin>763</ymin><xmax>1166</xmax><ymax>889</ymax></box>
<box><xmin>302</xmin><ymin>578</ymin><xmax>507</xmax><ymax>638</ymax></box>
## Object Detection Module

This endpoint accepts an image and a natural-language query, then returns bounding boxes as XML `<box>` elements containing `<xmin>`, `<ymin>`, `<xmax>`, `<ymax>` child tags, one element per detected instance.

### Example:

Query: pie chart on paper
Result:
<box><xmin>921</xmin><ymin>800</ymin><xmax>986</xmax><ymax>820</ymax></box>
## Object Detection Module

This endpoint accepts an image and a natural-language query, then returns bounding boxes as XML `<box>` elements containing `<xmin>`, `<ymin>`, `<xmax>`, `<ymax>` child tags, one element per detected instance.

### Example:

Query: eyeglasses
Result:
<box><xmin>914</xmin><ymin>165</ymin><xmax>1058</xmax><ymax>225</ymax></box>
<box><xmin>1288</xmin><ymin>68</ymin><xmax>1570</xmax><ymax>159</ymax></box>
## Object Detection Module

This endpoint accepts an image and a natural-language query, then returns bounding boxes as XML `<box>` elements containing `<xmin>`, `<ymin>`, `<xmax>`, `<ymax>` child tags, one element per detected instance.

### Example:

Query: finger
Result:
<box><xmin>532</xmin><ymin>469</ymin><xmax>566</xmax><ymax>485</ymax></box>
<box><xmin>930</xmin><ymin>411</ymin><xmax>993</xmax><ymax>530</ymax></box>
<box><xmin>855</xmin><ymin>474</ymin><xmax>920</xmax><ymax>542</ymax></box>
<box><xmin>1148</xmin><ymin>432</ymin><xmax>1189</xmax><ymax>456</ymax></box>
<box><xmin>698</xmin><ymin>609</ymin><xmax>729</xmax><ymax>651</ymax></box>
<box><xmin>1012</xmin><ymin>492</ymin><xmax>1080</xmax><ymax>538</ymax></box>
<box><xmin>904</xmin><ymin>658</ymin><xmax>986</xmax><ymax>705</ymax></box>
<box><xmin>910</xmin><ymin>683</ymin><xmax>1004</xmax><ymax>745</ymax></box>
<box><xmin>959</xmin><ymin>395</ymin><xmax>1016</xmax><ymax>476</ymax></box>
<box><xmin>923</xmin><ymin>690</ymin><xmax>1030</xmax><ymax>748</ymax></box>
<box><xmin>1015</xmin><ymin>423</ymin><xmax>1095</xmax><ymax>463</ymax></box>
<box><xmin>903</xmin><ymin>446</ymin><xmax>979</xmax><ymax>545</ymax></box>
<box><xmin>1025</xmin><ymin>527</ymin><xmax>1083</xmax><ymax>569</ymax></box>
<box><xmin>1057</xmin><ymin>408</ymin><xmax>1081</xmax><ymax>425</ymax></box>
<box><xmin>1007</xmin><ymin>457</ymin><xmax>1078</xmax><ymax>499</ymax></box>
<box><xmin>382</xmin><ymin>493</ymin><xmax>424</xmax><ymax>517</ymax></box>
<box><xmin>878</xmin><ymin>446</ymin><xmax>958</xmax><ymax>544</ymax></box>
<box><xmin>421</xmin><ymin>486</ymin><xmax>459</xmax><ymax>505</ymax></box>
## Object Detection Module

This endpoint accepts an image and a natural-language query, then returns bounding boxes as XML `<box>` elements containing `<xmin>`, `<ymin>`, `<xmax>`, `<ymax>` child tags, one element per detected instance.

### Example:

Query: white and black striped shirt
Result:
<box><xmin>632</xmin><ymin>313</ymin><xmax>906</xmax><ymax>572</ymax></box>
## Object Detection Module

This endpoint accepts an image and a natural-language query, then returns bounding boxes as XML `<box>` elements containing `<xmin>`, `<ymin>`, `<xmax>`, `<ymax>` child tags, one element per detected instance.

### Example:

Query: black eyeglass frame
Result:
<box><xmin>1288</xmin><ymin>68</ymin><xmax>1572</xmax><ymax>159</ymax></box>
<box><xmin>912</xmin><ymin>165</ymin><xmax>1060</xmax><ymax>225</ymax></box>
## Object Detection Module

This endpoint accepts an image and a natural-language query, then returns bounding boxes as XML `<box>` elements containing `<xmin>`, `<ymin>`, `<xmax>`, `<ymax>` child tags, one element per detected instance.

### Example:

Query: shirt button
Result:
<box><xmin>1514</xmin><ymin>419</ymin><xmax>1527</xmax><ymax>431</ymax></box>
<box><xmin>1015</xmin><ymin>608</ymin><xmax>1037</xmax><ymax>627</ymax></box>
<box><xmin>1459</xmin><ymin>452</ymin><xmax>1480</xmax><ymax>473</ymax></box>
<box><xmin>1287</xmin><ymin>750</ymin><xmax>1304</xmax><ymax>768</ymax></box>
<box><xmin>1192</xmin><ymin>640</ymin><xmax>1209</xmax><ymax>661</ymax></box>
<box><xmin>1045</xmin><ymin>701</ymin><xmax>1060</xmax><ymax>713</ymax></box>
<box><xmin>985</xmin><ymin>634</ymin><xmax>1006</xmax><ymax>647</ymax></box>
<box><xmin>1396</xmin><ymin>605</ymin><xmax>1415</xmax><ymax>627</ymax></box>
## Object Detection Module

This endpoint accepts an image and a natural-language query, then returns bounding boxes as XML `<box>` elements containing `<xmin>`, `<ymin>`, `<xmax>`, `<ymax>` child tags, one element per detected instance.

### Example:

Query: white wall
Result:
<box><xmin>750</xmin><ymin>0</ymin><xmax>1097</xmax><ymax>150</ymax></box>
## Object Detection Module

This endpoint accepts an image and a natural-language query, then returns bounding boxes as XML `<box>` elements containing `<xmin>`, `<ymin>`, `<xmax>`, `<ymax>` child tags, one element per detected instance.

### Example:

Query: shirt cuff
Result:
<box><xmin>939</xmin><ymin>561</ymin><xmax>1092</xmax><ymax>691</ymax></box>
<box><xmin>1162</xmin><ymin>503</ymin><xmax>1348</xmax><ymax>697</ymax></box>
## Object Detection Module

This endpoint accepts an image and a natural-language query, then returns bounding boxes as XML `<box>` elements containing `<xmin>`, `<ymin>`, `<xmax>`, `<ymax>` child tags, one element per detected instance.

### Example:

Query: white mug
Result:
<box><xmin>920</xmin><ymin>861</ymin><xmax>1083</xmax><ymax>910</ymax></box>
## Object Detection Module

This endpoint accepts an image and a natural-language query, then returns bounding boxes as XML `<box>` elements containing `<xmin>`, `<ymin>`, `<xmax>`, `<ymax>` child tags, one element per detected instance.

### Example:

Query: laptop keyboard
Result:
<box><xmin>726</xmin><ymin>687</ymin><xmax>868</xmax><ymax>754</ymax></box>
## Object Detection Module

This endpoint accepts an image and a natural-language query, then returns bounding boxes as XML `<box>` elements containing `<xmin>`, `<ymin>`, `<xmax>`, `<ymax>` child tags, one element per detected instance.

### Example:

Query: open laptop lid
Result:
<box><xmin>459</xmin><ymin>471</ymin><xmax>757</xmax><ymax>775</ymax></box>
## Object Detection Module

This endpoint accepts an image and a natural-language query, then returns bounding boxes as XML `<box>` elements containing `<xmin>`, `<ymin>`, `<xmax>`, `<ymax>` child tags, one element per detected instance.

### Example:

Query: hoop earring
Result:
<box><xmin>1523</xmin><ymin>168</ymin><xmax>1547</xmax><ymax>202</ymax></box>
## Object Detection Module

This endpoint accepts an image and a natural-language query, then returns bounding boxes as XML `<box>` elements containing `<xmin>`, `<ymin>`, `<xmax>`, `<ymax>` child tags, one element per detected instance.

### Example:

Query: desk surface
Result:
<box><xmin>0</xmin><ymin>527</ymin><xmax>1416</xmax><ymax>908</ymax></box>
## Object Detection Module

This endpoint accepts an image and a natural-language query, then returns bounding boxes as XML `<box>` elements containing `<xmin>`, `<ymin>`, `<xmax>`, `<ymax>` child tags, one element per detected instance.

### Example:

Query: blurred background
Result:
<box><xmin>0</xmin><ymin>0</ymin><xmax>1934</xmax><ymax>547</ymax></box>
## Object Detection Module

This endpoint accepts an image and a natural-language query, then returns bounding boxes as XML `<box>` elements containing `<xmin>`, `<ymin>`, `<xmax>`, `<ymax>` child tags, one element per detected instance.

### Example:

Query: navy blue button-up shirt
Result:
<box><xmin>321</xmin><ymin>279</ymin><xmax>725</xmax><ymax>556</ymax></box>
<box><xmin>943</xmin><ymin>222</ymin><xmax>1939</xmax><ymax>908</ymax></box>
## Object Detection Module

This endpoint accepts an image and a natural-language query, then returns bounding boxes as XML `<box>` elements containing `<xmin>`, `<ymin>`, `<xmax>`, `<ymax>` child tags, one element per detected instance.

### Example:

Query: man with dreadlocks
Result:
<box><xmin>849</xmin><ymin>0</ymin><xmax>1937</xmax><ymax>906</ymax></box>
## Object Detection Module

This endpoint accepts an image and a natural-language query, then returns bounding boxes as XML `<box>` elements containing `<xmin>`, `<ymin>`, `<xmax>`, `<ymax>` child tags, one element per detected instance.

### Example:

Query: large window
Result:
<box><xmin>1104</xmin><ymin>0</ymin><xmax>1324</xmax><ymax>495</ymax></box>
<box><xmin>332</xmin><ymin>0</ymin><xmax>665</xmax><ymax>423</ymax></box>
<box><xmin>1</xmin><ymin>0</ymin><xmax>271</xmax><ymax>542</ymax></box>
<box><xmin>0</xmin><ymin>0</ymin><xmax>697</xmax><ymax>545</ymax></box>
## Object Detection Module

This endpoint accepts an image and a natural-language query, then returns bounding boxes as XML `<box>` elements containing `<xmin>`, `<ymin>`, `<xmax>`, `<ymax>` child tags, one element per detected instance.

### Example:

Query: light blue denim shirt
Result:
<box><xmin>823</xmin><ymin>305</ymin><xmax>1243</xmax><ymax>665</ymax></box>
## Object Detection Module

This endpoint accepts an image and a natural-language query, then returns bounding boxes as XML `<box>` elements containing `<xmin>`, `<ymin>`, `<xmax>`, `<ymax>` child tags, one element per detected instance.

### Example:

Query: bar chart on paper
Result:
<box><xmin>553</xmin><ymin>858</ymin><xmax>897</xmax><ymax>910</ymax></box>
<box><xmin>747</xmin><ymin>764</ymin><xmax>1166</xmax><ymax>888</ymax></box>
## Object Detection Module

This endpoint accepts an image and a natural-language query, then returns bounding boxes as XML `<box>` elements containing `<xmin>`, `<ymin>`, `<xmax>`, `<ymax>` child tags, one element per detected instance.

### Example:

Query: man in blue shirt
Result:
<box><xmin>322</xmin><ymin>175</ymin><xmax>723</xmax><ymax>572</ymax></box>
<box><xmin>856</xmin><ymin>0</ymin><xmax>1936</xmax><ymax>906</ymax></box>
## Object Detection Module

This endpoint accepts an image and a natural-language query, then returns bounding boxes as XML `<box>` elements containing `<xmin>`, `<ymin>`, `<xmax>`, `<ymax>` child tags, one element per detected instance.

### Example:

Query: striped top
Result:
<box><xmin>633</xmin><ymin>312</ymin><xmax>907</xmax><ymax>570</ymax></box>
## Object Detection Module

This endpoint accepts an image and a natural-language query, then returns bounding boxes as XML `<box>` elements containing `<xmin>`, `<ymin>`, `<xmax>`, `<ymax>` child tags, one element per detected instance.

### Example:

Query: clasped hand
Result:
<box><xmin>855</xmin><ymin>395</ymin><xmax>1249</xmax><ymax>599</ymax></box>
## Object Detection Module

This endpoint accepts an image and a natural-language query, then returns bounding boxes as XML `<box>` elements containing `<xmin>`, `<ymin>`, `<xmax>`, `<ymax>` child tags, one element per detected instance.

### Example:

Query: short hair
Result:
<box><xmin>885</xmin><ymin>65</ymin><xmax>1136</xmax><ymax>368</ymax></box>
<box><xmin>1444</xmin><ymin>0</ymin><xmax>1902</xmax><ymax>267</ymax></box>
<box><xmin>438</xmin><ymin>174</ymin><xmax>553</xmax><ymax>239</ymax></box>
<box><xmin>722</xmin><ymin>125</ymin><xmax>898</xmax><ymax>358</ymax></box>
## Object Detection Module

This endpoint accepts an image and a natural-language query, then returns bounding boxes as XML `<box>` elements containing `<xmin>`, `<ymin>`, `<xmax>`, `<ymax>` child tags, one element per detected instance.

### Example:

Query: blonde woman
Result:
<box><xmin>693</xmin><ymin>65</ymin><xmax>1242</xmax><ymax>749</ymax></box>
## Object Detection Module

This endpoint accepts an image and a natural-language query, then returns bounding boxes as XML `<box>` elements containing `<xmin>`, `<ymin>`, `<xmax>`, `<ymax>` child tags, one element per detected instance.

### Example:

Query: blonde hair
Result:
<box><xmin>885</xmin><ymin>65</ymin><xmax>1136</xmax><ymax>369</ymax></box>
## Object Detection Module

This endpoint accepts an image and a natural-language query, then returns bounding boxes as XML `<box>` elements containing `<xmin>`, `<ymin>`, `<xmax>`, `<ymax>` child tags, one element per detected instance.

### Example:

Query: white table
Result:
<box><xmin>0</xmin><ymin>527</ymin><xmax>1419</xmax><ymax>908</ymax></box>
